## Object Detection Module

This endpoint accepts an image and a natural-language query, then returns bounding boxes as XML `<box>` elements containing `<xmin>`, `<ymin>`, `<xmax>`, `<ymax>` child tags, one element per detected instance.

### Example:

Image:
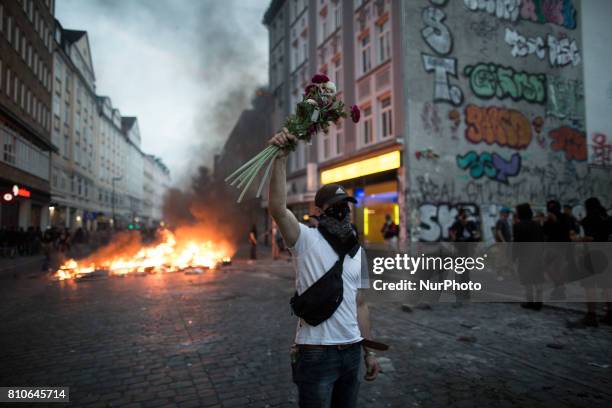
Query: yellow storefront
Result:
<box><xmin>320</xmin><ymin>149</ymin><xmax>403</xmax><ymax>245</ymax></box>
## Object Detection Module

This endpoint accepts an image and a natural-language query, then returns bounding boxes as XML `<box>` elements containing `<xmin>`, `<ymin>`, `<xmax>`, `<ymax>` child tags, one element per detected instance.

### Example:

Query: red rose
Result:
<box><xmin>350</xmin><ymin>105</ymin><xmax>360</xmax><ymax>123</ymax></box>
<box><xmin>311</xmin><ymin>73</ymin><xmax>330</xmax><ymax>84</ymax></box>
<box><xmin>304</xmin><ymin>84</ymin><xmax>317</xmax><ymax>95</ymax></box>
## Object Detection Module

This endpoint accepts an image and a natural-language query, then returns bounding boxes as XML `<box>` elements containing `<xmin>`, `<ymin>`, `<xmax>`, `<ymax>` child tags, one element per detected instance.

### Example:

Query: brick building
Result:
<box><xmin>0</xmin><ymin>0</ymin><xmax>55</xmax><ymax>229</ymax></box>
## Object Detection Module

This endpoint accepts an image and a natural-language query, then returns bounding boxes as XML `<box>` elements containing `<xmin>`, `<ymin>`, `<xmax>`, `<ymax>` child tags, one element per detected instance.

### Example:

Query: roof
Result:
<box><xmin>263</xmin><ymin>0</ymin><xmax>285</xmax><ymax>26</ymax></box>
<box><xmin>62</xmin><ymin>29</ymin><xmax>86</xmax><ymax>45</ymax></box>
<box><xmin>121</xmin><ymin>116</ymin><xmax>137</xmax><ymax>132</ymax></box>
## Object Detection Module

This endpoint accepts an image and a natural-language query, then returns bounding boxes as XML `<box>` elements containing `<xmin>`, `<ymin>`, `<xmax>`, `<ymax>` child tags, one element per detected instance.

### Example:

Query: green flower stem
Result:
<box><xmin>237</xmin><ymin>149</ymin><xmax>275</xmax><ymax>203</ymax></box>
<box><xmin>255</xmin><ymin>148</ymin><xmax>279</xmax><ymax>198</ymax></box>
<box><xmin>237</xmin><ymin>146</ymin><xmax>273</xmax><ymax>188</ymax></box>
<box><xmin>225</xmin><ymin>145</ymin><xmax>275</xmax><ymax>182</ymax></box>
<box><xmin>231</xmin><ymin>147</ymin><xmax>274</xmax><ymax>188</ymax></box>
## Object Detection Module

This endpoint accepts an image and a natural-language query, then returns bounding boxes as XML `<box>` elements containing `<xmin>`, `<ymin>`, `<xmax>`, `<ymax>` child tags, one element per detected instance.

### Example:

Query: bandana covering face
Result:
<box><xmin>318</xmin><ymin>207</ymin><xmax>354</xmax><ymax>242</ymax></box>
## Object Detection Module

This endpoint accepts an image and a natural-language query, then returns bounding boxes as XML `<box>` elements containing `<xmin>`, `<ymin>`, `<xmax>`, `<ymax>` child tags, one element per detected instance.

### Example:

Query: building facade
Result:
<box><xmin>265</xmin><ymin>0</ymin><xmax>612</xmax><ymax>244</ymax></box>
<box><xmin>0</xmin><ymin>0</ymin><xmax>55</xmax><ymax>229</ymax></box>
<box><xmin>48</xmin><ymin>21</ymin><xmax>170</xmax><ymax>231</ymax></box>
<box><xmin>402</xmin><ymin>0</ymin><xmax>612</xmax><ymax>242</ymax></box>
<box><xmin>264</xmin><ymin>0</ymin><xmax>406</xmax><ymax>244</ymax></box>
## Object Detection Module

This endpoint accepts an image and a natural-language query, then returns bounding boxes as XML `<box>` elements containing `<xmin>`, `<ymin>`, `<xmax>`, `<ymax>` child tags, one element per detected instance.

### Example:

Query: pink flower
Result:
<box><xmin>311</xmin><ymin>73</ymin><xmax>330</xmax><ymax>84</ymax></box>
<box><xmin>350</xmin><ymin>105</ymin><xmax>360</xmax><ymax>123</ymax></box>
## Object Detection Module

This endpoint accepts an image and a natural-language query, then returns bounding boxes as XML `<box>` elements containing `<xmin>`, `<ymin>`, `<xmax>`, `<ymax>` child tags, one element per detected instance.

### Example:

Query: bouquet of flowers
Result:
<box><xmin>225</xmin><ymin>73</ymin><xmax>361</xmax><ymax>203</ymax></box>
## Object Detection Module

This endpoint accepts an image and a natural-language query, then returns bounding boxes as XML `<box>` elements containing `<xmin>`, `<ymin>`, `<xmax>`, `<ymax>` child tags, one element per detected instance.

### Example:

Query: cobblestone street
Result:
<box><xmin>1</xmin><ymin>257</ymin><xmax>611</xmax><ymax>408</ymax></box>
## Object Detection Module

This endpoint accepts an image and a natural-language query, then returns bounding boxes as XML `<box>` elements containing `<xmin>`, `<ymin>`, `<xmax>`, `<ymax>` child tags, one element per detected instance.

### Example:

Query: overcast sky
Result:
<box><xmin>56</xmin><ymin>0</ymin><xmax>269</xmax><ymax>185</ymax></box>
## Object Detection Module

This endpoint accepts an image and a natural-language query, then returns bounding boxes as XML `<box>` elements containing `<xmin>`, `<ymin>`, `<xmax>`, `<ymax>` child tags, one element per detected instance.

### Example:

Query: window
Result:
<box><xmin>334</xmin><ymin>3</ymin><xmax>341</xmax><ymax>29</ymax></box>
<box><xmin>6</xmin><ymin>69</ymin><xmax>11</xmax><ymax>97</ymax></box>
<box><xmin>362</xmin><ymin>106</ymin><xmax>373</xmax><ymax>145</ymax></box>
<box><xmin>14</xmin><ymin>25</ymin><xmax>19</xmax><ymax>51</ymax></box>
<box><xmin>27</xmin><ymin>44</ymin><xmax>32</xmax><ymax>67</ymax></box>
<box><xmin>7</xmin><ymin>16</ymin><xmax>12</xmax><ymax>44</ymax></box>
<box><xmin>361</xmin><ymin>35</ymin><xmax>371</xmax><ymax>74</ymax></box>
<box><xmin>63</xmin><ymin>135</ymin><xmax>69</xmax><ymax>158</ymax></box>
<box><xmin>53</xmin><ymin>95</ymin><xmax>60</xmax><ymax>116</ymax></box>
<box><xmin>0</xmin><ymin>4</ymin><xmax>3</xmax><ymax>32</ymax></box>
<box><xmin>334</xmin><ymin>58</ymin><xmax>342</xmax><ymax>91</ymax></box>
<box><xmin>26</xmin><ymin>90</ymin><xmax>31</xmax><ymax>115</ymax></box>
<box><xmin>64</xmin><ymin>102</ymin><xmax>69</xmax><ymax>123</ymax></box>
<box><xmin>21</xmin><ymin>36</ymin><xmax>26</xmax><ymax>60</ymax></box>
<box><xmin>0</xmin><ymin>59</ymin><xmax>2</xmax><ymax>92</ymax></box>
<box><xmin>20</xmin><ymin>83</ymin><xmax>25</xmax><ymax>109</ymax></box>
<box><xmin>380</xmin><ymin>97</ymin><xmax>392</xmax><ymax>138</ymax></box>
<box><xmin>377</xmin><ymin>20</ymin><xmax>391</xmax><ymax>64</ymax></box>
<box><xmin>13</xmin><ymin>76</ymin><xmax>19</xmax><ymax>103</ymax></box>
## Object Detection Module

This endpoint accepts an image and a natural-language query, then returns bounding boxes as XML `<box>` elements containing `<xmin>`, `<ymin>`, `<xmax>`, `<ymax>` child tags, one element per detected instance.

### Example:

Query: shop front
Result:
<box><xmin>319</xmin><ymin>149</ymin><xmax>403</xmax><ymax>246</ymax></box>
<box><xmin>0</xmin><ymin>183</ymin><xmax>50</xmax><ymax>229</ymax></box>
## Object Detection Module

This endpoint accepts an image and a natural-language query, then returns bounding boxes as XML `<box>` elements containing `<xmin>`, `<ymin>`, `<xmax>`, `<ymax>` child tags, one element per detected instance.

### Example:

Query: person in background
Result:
<box><xmin>381</xmin><ymin>214</ymin><xmax>399</xmax><ymax>248</ymax></box>
<box><xmin>567</xmin><ymin>197</ymin><xmax>612</xmax><ymax>328</ymax></box>
<box><xmin>248</xmin><ymin>224</ymin><xmax>258</xmax><ymax>261</ymax></box>
<box><xmin>495</xmin><ymin>208</ymin><xmax>512</xmax><ymax>243</ymax></box>
<box><xmin>449</xmin><ymin>209</ymin><xmax>480</xmax><ymax>242</ymax></box>
<box><xmin>513</xmin><ymin>203</ymin><xmax>545</xmax><ymax>310</ymax></box>
<box><xmin>534</xmin><ymin>211</ymin><xmax>546</xmax><ymax>227</ymax></box>
<box><xmin>449</xmin><ymin>209</ymin><xmax>480</xmax><ymax>304</ymax></box>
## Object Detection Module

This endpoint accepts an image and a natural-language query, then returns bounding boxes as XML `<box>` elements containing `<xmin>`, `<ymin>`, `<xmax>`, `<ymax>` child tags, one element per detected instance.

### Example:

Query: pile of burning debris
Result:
<box><xmin>54</xmin><ymin>228</ymin><xmax>233</xmax><ymax>280</ymax></box>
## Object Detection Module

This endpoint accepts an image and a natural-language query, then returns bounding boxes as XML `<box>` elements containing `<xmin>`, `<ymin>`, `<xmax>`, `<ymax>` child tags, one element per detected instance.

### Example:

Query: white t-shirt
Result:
<box><xmin>289</xmin><ymin>223</ymin><xmax>368</xmax><ymax>345</ymax></box>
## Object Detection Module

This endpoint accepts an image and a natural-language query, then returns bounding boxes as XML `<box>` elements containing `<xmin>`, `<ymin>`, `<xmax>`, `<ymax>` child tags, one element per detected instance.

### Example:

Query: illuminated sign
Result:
<box><xmin>320</xmin><ymin>150</ymin><xmax>401</xmax><ymax>184</ymax></box>
<box><xmin>12</xmin><ymin>185</ymin><xmax>31</xmax><ymax>198</ymax></box>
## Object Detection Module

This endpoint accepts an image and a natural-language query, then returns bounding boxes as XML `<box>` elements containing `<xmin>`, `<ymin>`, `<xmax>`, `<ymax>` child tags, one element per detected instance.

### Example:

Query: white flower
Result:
<box><xmin>323</xmin><ymin>81</ymin><xmax>336</xmax><ymax>94</ymax></box>
<box><xmin>305</xmin><ymin>99</ymin><xmax>317</xmax><ymax>105</ymax></box>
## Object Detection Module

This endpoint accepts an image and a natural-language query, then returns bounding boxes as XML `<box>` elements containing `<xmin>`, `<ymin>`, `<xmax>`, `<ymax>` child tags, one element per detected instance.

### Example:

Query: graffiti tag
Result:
<box><xmin>548</xmin><ymin>127</ymin><xmax>587</xmax><ymax>161</ymax></box>
<box><xmin>465</xmin><ymin>104</ymin><xmax>532</xmax><ymax>149</ymax></box>
<box><xmin>457</xmin><ymin>151</ymin><xmax>522</xmax><ymax>183</ymax></box>
<box><xmin>464</xmin><ymin>63</ymin><xmax>546</xmax><ymax>104</ymax></box>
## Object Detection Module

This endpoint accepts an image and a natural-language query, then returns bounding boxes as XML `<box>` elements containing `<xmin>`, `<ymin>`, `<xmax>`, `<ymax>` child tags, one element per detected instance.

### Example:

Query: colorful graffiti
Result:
<box><xmin>504</xmin><ymin>28</ymin><xmax>581</xmax><ymax>67</ymax></box>
<box><xmin>464</xmin><ymin>0</ymin><xmax>577</xmax><ymax>29</ymax></box>
<box><xmin>421</xmin><ymin>1</ymin><xmax>463</xmax><ymax>106</ymax></box>
<box><xmin>549</xmin><ymin>126</ymin><xmax>587</xmax><ymax>161</ymax></box>
<box><xmin>589</xmin><ymin>133</ymin><xmax>612</xmax><ymax>167</ymax></box>
<box><xmin>465</xmin><ymin>105</ymin><xmax>532</xmax><ymax>149</ymax></box>
<box><xmin>464</xmin><ymin>63</ymin><xmax>546</xmax><ymax>104</ymax></box>
<box><xmin>457</xmin><ymin>151</ymin><xmax>522</xmax><ymax>183</ymax></box>
<box><xmin>520</xmin><ymin>0</ymin><xmax>577</xmax><ymax>29</ymax></box>
<box><xmin>547</xmin><ymin>76</ymin><xmax>583</xmax><ymax>121</ymax></box>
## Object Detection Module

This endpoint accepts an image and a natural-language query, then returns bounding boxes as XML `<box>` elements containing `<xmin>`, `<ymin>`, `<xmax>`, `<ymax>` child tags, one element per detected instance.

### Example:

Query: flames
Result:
<box><xmin>55</xmin><ymin>227</ymin><xmax>234</xmax><ymax>280</ymax></box>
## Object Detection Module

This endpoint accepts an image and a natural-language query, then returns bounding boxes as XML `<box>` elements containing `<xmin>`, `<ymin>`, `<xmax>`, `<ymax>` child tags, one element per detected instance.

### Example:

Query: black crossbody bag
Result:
<box><xmin>290</xmin><ymin>225</ymin><xmax>360</xmax><ymax>327</ymax></box>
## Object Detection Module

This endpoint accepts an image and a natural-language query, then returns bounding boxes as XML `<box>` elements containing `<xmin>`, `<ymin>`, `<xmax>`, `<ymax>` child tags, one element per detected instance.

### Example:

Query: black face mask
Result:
<box><xmin>324</xmin><ymin>202</ymin><xmax>350</xmax><ymax>221</ymax></box>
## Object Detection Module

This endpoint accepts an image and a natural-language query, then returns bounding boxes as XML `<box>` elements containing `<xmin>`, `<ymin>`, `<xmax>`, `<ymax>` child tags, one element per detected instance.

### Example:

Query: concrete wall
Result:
<box><xmin>401</xmin><ymin>0</ymin><xmax>612</xmax><ymax>242</ymax></box>
<box><xmin>582</xmin><ymin>0</ymin><xmax>612</xmax><ymax>168</ymax></box>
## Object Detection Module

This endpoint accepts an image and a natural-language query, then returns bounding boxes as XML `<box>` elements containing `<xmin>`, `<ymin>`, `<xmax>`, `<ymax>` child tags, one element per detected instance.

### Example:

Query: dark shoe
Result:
<box><xmin>566</xmin><ymin>314</ymin><xmax>599</xmax><ymax>329</ymax></box>
<box><xmin>521</xmin><ymin>302</ymin><xmax>535</xmax><ymax>310</ymax></box>
<box><xmin>600</xmin><ymin>314</ymin><xmax>612</xmax><ymax>326</ymax></box>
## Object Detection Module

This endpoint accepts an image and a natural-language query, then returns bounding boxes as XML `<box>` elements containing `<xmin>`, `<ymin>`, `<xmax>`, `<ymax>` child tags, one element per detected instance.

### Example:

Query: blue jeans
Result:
<box><xmin>292</xmin><ymin>343</ymin><xmax>361</xmax><ymax>408</ymax></box>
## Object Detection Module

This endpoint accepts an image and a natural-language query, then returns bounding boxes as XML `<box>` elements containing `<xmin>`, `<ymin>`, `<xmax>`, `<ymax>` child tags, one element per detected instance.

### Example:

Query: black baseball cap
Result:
<box><xmin>315</xmin><ymin>184</ymin><xmax>357</xmax><ymax>208</ymax></box>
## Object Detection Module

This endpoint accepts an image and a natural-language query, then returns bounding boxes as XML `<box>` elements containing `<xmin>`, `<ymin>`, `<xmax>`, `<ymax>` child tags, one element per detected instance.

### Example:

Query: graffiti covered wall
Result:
<box><xmin>402</xmin><ymin>0</ymin><xmax>612</xmax><ymax>241</ymax></box>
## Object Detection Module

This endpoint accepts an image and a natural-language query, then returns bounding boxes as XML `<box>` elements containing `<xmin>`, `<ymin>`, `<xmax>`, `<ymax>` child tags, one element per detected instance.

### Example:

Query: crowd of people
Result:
<box><xmin>449</xmin><ymin>196</ymin><xmax>612</xmax><ymax>328</ymax></box>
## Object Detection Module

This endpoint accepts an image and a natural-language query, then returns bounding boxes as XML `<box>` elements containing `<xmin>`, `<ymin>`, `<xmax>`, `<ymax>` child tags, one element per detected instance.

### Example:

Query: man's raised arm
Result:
<box><xmin>268</xmin><ymin>129</ymin><xmax>300</xmax><ymax>248</ymax></box>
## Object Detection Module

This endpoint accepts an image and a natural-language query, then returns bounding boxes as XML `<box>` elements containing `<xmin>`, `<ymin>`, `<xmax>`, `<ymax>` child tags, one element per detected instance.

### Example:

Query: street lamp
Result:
<box><xmin>111</xmin><ymin>176</ymin><xmax>123</xmax><ymax>229</ymax></box>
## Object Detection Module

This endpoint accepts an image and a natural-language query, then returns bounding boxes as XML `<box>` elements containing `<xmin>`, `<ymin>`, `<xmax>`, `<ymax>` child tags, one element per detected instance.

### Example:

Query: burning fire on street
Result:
<box><xmin>54</xmin><ymin>226</ymin><xmax>234</xmax><ymax>280</ymax></box>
